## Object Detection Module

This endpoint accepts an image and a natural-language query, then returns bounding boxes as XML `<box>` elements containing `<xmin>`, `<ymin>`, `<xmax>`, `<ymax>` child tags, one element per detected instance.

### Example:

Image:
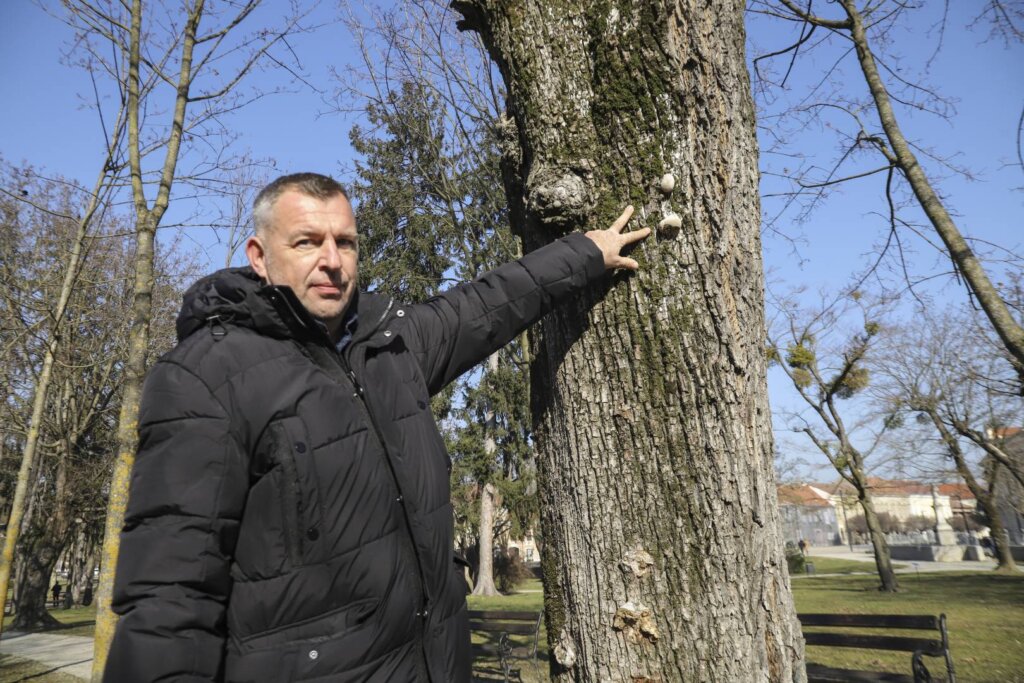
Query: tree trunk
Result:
<box><xmin>453</xmin><ymin>1</ymin><xmax>804</xmax><ymax>680</ymax></box>
<box><xmin>473</xmin><ymin>483</ymin><xmax>500</xmax><ymax>596</ymax></box>
<box><xmin>473</xmin><ymin>352</ymin><xmax>502</xmax><ymax>597</ymax></box>
<box><xmin>931</xmin><ymin>415</ymin><xmax>1020</xmax><ymax>572</ymax></box>
<box><xmin>93</xmin><ymin>216</ymin><xmax>157</xmax><ymax>678</ymax></box>
<box><xmin>985</xmin><ymin>501</ymin><xmax>1019</xmax><ymax>572</ymax></box>
<box><xmin>10</xmin><ymin>529</ymin><xmax>62</xmax><ymax>631</ymax></box>
<box><xmin>856</xmin><ymin>491</ymin><xmax>900</xmax><ymax>591</ymax></box>
<box><xmin>68</xmin><ymin>530</ymin><xmax>98</xmax><ymax>604</ymax></box>
<box><xmin>92</xmin><ymin>1</ymin><xmax>201</xmax><ymax>675</ymax></box>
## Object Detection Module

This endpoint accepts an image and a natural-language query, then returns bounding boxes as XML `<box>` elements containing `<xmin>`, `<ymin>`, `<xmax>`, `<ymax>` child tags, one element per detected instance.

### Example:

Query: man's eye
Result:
<box><xmin>337</xmin><ymin>239</ymin><xmax>355</xmax><ymax>250</ymax></box>
<box><xmin>295</xmin><ymin>239</ymin><xmax>314</xmax><ymax>248</ymax></box>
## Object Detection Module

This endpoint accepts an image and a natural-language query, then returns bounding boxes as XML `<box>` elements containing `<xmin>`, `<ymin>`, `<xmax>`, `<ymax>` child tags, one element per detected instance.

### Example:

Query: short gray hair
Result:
<box><xmin>252</xmin><ymin>172</ymin><xmax>349</xmax><ymax>238</ymax></box>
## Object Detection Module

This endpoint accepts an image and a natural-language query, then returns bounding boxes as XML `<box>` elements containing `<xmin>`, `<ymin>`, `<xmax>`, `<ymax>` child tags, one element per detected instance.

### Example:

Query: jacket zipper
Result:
<box><xmin>277</xmin><ymin>442</ymin><xmax>305</xmax><ymax>567</ymax></box>
<box><xmin>267</xmin><ymin>287</ymin><xmax>435</xmax><ymax>679</ymax></box>
<box><xmin>332</xmin><ymin>351</ymin><xmax>432</xmax><ymax>617</ymax></box>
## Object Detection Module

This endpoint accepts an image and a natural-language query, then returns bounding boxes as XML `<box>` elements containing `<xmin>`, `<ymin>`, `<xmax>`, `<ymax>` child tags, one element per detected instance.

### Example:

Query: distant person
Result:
<box><xmin>51</xmin><ymin>582</ymin><xmax>61</xmax><ymax>608</ymax></box>
<box><xmin>82</xmin><ymin>583</ymin><xmax>93</xmax><ymax>607</ymax></box>
<box><xmin>798</xmin><ymin>539</ymin><xmax>807</xmax><ymax>555</ymax></box>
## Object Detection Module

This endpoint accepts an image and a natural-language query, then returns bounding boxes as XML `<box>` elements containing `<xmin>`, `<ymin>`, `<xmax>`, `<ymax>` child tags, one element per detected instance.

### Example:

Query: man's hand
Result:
<box><xmin>585</xmin><ymin>205</ymin><xmax>651</xmax><ymax>271</ymax></box>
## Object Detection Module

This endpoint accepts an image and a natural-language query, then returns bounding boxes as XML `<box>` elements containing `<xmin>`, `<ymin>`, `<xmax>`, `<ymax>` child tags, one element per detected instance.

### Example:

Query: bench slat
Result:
<box><xmin>799</xmin><ymin>613</ymin><xmax>940</xmax><ymax>630</ymax></box>
<box><xmin>469</xmin><ymin>620</ymin><xmax>541</xmax><ymax>635</ymax></box>
<box><xmin>467</xmin><ymin>609</ymin><xmax>541</xmax><ymax>621</ymax></box>
<box><xmin>804</xmin><ymin>632</ymin><xmax>944</xmax><ymax>655</ymax></box>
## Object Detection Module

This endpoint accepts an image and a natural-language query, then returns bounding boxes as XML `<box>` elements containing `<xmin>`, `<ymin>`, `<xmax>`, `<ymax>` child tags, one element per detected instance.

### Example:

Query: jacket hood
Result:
<box><xmin>175</xmin><ymin>267</ymin><xmax>390</xmax><ymax>344</ymax></box>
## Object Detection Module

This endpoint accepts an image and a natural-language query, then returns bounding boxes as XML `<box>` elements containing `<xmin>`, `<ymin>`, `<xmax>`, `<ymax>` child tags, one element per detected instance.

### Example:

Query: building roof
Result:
<box><xmin>987</xmin><ymin>426</ymin><xmax>1022</xmax><ymax>440</ymax></box>
<box><xmin>810</xmin><ymin>478</ymin><xmax>974</xmax><ymax>498</ymax></box>
<box><xmin>777</xmin><ymin>483</ymin><xmax>833</xmax><ymax>507</ymax></box>
<box><xmin>937</xmin><ymin>483</ymin><xmax>976</xmax><ymax>500</ymax></box>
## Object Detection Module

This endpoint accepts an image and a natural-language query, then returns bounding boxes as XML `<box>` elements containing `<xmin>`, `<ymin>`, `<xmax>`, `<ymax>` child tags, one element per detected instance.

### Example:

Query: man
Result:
<box><xmin>106</xmin><ymin>173</ymin><xmax>649</xmax><ymax>681</ymax></box>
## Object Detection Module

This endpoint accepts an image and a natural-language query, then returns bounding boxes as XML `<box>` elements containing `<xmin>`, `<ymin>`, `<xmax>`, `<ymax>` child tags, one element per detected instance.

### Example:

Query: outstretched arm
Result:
<box><xmin>407</xmin><ymin>206</ymin><xmax>650</xmax><ymax>394</ymax></box>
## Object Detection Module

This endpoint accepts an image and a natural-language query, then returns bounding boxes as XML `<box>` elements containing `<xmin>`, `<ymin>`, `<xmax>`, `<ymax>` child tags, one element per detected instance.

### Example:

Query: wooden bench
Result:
<box><xmin>798</xmin><ymin>613</ymin><xmax>956</xmax><ymax>682</ymax></box>
<box><xmin>468</xmin><ymin>609</ymin><xmax>542</xmax><ymax>682</ymax></box>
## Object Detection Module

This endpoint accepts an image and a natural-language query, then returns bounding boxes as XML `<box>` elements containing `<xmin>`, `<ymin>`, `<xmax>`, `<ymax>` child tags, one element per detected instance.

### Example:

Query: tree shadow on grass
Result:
<box><xmin>17</xmin><ymin>658</ymin><xmax>91</xmax><ymax>680</ymax></box>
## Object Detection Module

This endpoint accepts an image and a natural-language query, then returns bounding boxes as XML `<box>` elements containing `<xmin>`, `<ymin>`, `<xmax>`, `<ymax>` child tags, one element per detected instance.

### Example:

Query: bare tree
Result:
<box><xmin>0</xmin><ymin>160</ymin><xmax>201</xmax><ymax>630</ymax></box>
<box><xmin>767</xmin><ymin>289</ymin><xmax>900</xmax><ymax>591</ymax></box>
<box><xmin>874</xmin><ymin>311</ymin><xmax>1022</xmax><ymax>571</ymax></box>
<box><xmin>751</xmin><ymin>0</ymin><xmax>1024</xmax><ymax>385</ymax></box>
<box><xmin>0</xmin><ymin>120</ymin><xmax>125</xmax><ymax>636</ymax></box>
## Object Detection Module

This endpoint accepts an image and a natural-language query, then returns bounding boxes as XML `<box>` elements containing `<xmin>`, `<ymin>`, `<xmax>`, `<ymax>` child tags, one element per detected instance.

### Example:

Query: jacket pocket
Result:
<box><xmin>267</xmin><ymin>416</ymin><xmax>324</xmax><ymax>568</ymax></box>
<box><xmin>237</xmin><ymin>597</ymin><xmax>379</xmax><ymax>651</ymax></box>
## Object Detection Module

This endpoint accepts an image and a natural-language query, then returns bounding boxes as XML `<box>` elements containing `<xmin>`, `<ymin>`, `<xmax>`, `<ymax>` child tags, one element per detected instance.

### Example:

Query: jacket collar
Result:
<box><xmin>175</xmin><ymin>267</ymin><xmax>394</xmax><ymax>345</ymax></box>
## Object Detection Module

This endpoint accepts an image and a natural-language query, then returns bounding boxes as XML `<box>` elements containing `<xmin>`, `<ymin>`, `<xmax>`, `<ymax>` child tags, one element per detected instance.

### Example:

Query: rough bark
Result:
<box><xmin>10</xmin><ymin>529</ymin><xmax>62</xmax><ymax>631</ymax></box>
<box><xmin>453</xmin><ymin>1</ymin><xmax>804</xmax><ymax>680</ymax></box>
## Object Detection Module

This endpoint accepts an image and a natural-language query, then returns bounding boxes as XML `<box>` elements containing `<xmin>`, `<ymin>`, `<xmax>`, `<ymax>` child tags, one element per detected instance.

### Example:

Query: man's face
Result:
<box><xmin>246</xmin><ymin>189</ymin><xmax>358</xmax><ymax>337</ymax></box>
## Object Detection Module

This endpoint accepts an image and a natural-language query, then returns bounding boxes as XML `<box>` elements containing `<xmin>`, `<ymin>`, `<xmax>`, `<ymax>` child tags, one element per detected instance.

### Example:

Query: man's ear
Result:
<box><xmin>246</xmin><ymin>235</ymin><xmax>269</xmax><ymax>281</ymax></box>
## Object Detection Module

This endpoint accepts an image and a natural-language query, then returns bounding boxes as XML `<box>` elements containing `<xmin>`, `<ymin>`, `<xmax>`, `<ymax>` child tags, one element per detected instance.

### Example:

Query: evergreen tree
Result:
<box><xmin>348</xmin><ymin>79</ymin><xmax>535</xmax><ymax>593</ymax></box>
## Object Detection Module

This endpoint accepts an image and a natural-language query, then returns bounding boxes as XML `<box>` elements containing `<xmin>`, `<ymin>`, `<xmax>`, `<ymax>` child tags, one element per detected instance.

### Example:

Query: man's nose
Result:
<box><xmin>319</xmin><ymin>240</ymin><xmax>341</xmax><ymax>269</ymax></box>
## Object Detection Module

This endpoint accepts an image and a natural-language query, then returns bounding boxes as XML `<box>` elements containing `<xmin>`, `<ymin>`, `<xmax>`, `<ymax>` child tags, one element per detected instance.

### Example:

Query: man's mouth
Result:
<box><xmin>311</xmin><ymin>283</ymin><xmax>343</xmax><ymax>295</ymax></box>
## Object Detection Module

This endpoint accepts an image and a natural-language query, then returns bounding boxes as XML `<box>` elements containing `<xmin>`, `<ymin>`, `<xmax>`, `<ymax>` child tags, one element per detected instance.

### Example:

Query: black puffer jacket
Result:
<box><xmin>106</xmin><ymin>233</ymin><xmax>604</xmax><ymax>682</ymax></box>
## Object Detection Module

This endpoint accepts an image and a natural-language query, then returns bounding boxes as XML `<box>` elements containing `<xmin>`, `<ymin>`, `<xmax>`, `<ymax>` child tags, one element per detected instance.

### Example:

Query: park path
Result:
<box><xmin>805</xmin><ymin>543</ymin><xmax>999</xmax><ymax>572</ymax></box>
<box><xmin>0</xmin><ymin>631</ymin><xmax>92</xmax><ymax>680</ymax></box>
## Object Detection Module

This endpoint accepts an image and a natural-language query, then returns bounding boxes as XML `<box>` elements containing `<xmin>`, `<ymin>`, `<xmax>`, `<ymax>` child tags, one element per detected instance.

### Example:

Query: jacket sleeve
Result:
<box><xmin>105</xmin><ymin>359</ymin><xmax>248</xmax><ymax>682</ymax></box>
<box><xmin>405</xmin><ymin>231</ymin><xmax>605</xmax><ymax>395</ymax></box>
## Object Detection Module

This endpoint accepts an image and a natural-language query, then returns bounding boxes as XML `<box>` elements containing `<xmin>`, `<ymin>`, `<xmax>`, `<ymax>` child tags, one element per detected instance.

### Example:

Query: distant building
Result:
<box><xmin>777</xmin><ymin>484</ymin><xmax>840</xmax><ymax>546</ymax></box>
<box><xmin>505</xmin><ymin>528</ymin><xmax>539</xmax><ymax>564</ymax></box>
<box><xmin>778</xmin><ymin>478</ymin><xmax>978</xmax><ymax>545</ymax></box>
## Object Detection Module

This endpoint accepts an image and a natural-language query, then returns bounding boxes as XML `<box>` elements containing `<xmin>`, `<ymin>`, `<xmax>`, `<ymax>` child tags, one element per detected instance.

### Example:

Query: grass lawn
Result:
<box><xmin>794</xmin><ymin>571</ymin><xmax>1024</xmax><ymax>683</ymax></box>
<box><xmin>0</xmin><ymin>655</ymin><xmax>83</xmax><ymax>683</ymax></box>
<box><xmin>4</xmin><ymin>574</ymin><xmax>1019</xmax><ymax>682</ymax></box>
<box><xmin>469</xmin><ymin>572</ymin><xmax>1024</xmax><ymax>682</ymax></box>
<box><xmin>2</xmin><ymin>604</ymin><xmax>96</xmax><ymax>638</ymax></box>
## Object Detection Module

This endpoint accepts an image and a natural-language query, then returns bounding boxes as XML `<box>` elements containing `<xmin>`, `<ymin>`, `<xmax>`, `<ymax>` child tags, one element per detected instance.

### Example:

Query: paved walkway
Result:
<box><xmin>0</xmin><ymin>631</ymin><xmax>93</xmax><ymax>680</ymax></box>
<box><xmin>805</xmin><ymin>543</ymin><xmax>999</xmax><ymax>573</ymax></box>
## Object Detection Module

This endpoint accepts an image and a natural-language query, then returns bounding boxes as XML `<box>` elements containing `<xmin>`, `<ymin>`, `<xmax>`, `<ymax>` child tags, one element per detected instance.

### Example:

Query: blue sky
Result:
<box><xmin>2</xmin><ymin>1</ymin><xmax>1021</xmax><ymax>480</ymax></box>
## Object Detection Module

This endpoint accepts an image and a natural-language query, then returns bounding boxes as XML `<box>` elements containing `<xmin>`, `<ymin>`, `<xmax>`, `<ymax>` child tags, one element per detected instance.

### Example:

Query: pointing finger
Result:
<box><xmin>620</xmin><ymin>226</ymin><xmax>651</xmax><ymax>245</ymax></box>
<box><xmin>617</xmin><ymin>257</ymin><xmax>640</xmax><ymax>271</ymax></box>
<box><xmin>609</xmin><ymin>205</ymin><xmax>634</xmax><ymax>233</ymax></box>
